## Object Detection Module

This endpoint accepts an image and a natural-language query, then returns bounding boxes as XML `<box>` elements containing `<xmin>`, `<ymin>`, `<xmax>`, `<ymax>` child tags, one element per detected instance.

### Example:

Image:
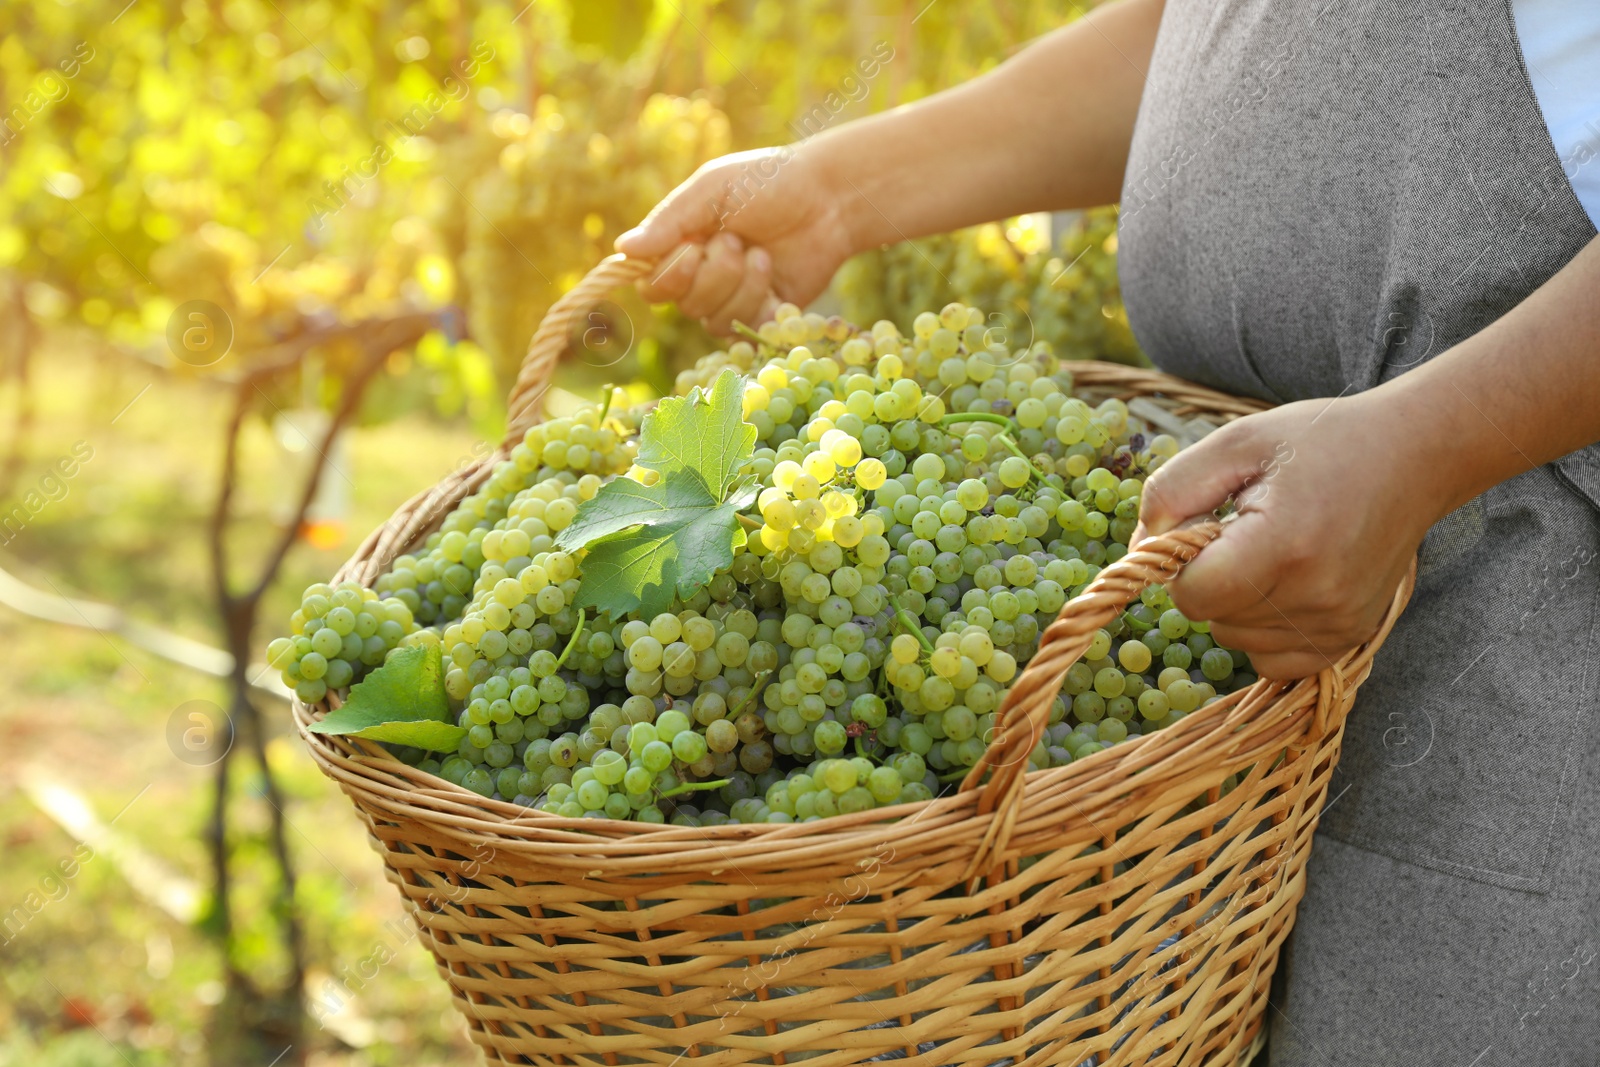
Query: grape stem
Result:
<box><xmin>995</xmin><ymin>433</ymin><xmax>1042</xmax><ymax>484</ymax></box>
<box><xmin>939</xmin><ymin>412</ymin><xmax>1018</xmax><ymax>433</ymax></box>
<box><xmin>597</xmin><ymin>383</ymin><xmax>616</xmax><ymax>424</ymax></box>
<box><xmin>729</xmin><ymin>669</ymin><xmax>774</xmax><ymax>718</ymax></box>
<box><xmin>554</xmin><ymin>612</ymin><xmax>586</xmax><ymax>670</ymax></box>
<box><xmin>886</xmin><ymin>594</ymin><xmax>935</xmax><ymax>655</ymax></box>
<box><xmin>730</xmin><ymin>321</ymin><xmax>765</xmax><ymax>345</ymax></box>
<box><xmin>660</xmin><ymin>778</ymin><xmax>732</xmax><ymax>799</ymax></box>
<box><xmin>735</xmin><ymin>513</ymin><xmax>763</xmax><ymax>531</ymax></box>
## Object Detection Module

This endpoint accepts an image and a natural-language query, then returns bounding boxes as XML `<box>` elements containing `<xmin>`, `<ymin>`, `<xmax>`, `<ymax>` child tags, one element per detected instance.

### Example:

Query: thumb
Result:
<box><xmin>616</xmin><ymin>169</ymin><xmax>727</xmax><ymax>260</ymax></box>
<box><xmin>1131</xmin><ymin>425</ymin><xmax>1265</xmax><ymax>546</ymax></box>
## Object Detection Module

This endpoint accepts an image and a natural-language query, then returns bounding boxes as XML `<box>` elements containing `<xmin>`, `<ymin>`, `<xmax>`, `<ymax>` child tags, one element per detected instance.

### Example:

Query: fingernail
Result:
<box><xmin>751</xmin><ymin>247</ymin><xmax>771</xmax><ymax>273</ymax></box>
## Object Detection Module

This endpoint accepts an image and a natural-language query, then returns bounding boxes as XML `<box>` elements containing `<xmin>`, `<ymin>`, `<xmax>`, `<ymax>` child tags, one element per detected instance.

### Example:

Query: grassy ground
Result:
<box><xmin>0</xmin><ymin>338</ymin><xmax>496</xmax><ymax>1066</ymax></box>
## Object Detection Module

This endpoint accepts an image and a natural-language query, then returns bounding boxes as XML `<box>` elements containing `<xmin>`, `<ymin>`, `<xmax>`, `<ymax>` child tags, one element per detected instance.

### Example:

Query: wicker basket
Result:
<box><xmin>295</xmin><ymin>255</ymin><xmax>1413</xmax><ymax>1067</ymax></box>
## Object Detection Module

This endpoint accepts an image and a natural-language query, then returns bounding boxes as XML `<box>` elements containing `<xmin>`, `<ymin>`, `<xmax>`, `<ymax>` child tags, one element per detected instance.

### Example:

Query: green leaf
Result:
<box><xmin>308</xmin><ymin>643</ymin><xmax>464</xmax><ymax>752</ymax></box>
<box><xmin>568</xmin><ymin>0</ymin><xmax>653</xmax><ymax>61</ymax></box>
<box><xmin>556</xmin><ymin>369</ymin><xmax>757</xmax><ymax>618</ymax></box>
<box><xmin>573</xmin><ymin>482</ymin><xmax>758</xmax><ymax>617</ymax></box>
<box><xmin>634</xmin><ymin>369</ymin><xmax>757</xmax><ymax>490</ymax></box>
<box><xmin>342</xmin><ymin>718</ymin><xmax>469</xmax><ymax>751</ymax></box>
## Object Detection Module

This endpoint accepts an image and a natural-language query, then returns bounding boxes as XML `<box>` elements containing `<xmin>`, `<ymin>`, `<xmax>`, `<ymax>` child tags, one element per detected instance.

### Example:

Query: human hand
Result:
<box><xmin>614</xmin><ymin>146</ymin><xmax>859</xmax><ymax>335</ymax></box>
<box><xmin>1129</xmin><ymin>394</ymin><xmax>1434</xmax><ymax>679</ymax></box>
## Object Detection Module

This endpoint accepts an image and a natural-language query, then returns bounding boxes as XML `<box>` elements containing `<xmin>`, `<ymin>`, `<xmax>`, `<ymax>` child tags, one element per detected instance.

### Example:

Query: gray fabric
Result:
<box><xmin>1117</xmin><ymin>0</ymin><xmax>1600</xmax><ymax>1062</ymax></box>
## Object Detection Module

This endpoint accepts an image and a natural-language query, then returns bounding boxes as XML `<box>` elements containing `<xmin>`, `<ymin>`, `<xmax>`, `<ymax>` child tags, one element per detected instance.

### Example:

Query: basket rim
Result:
<box><xmin>292</xmin><ymin>357</ymin><xmax>1412</xmax><ymax>876</ymax></box>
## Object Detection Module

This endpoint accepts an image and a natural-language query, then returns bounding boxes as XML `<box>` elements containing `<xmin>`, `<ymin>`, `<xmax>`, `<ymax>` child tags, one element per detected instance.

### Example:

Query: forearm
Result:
<box><xmin>1376</xmin><ymin>236</ymin><xmax>1600</xmax><ymax>522</ymax></box>
<box><xmin>802</xmin><ymin>0</ymin><xmax>1164</xmax><ymax>254</ymax></box>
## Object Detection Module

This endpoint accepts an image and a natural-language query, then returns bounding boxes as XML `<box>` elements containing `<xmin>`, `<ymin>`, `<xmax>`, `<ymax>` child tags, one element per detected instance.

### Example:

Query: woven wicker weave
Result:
<box><xmin>295</xmin><ymin>254</ymin><xmax>1414</xmax><ymax>1067</ymax></box>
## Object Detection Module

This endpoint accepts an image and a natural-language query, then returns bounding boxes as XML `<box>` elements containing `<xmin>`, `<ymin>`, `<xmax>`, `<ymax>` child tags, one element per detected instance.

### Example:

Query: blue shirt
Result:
<box><xmin>1513</xmin><ymin>0</ymin><xmax>1600</xmax><ymax>229</ymax></box>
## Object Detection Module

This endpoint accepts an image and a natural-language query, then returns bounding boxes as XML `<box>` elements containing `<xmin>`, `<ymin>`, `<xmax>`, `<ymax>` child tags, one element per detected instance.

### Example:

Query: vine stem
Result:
<box><xmin>736</xmin><ymin>513</ymin><xmax>763</xmax><ymax>531</ymax></box>
<box><xmin>730</xmin><ymin>669</ymin><xmax>774</xmax><ymax>718</ymax></box>
<box><xmin>597</xmin><ymin>382</ymin><xmax>615</xmax><ymax>423</ymax></box>
<box><xmin>886</xmin><ymin>594</ymin><xmax>935</xmax><ymax>655</ymax></box>
<box><xmin>661</xmin><ymin>777</ymin><xmax>732</xmax><ymax>799</ymax></box>
<box><xmin>939</xmin><ymin>412</ymin><xmax>1018</xmax><ymax>433</ymax></box>
<box><xmin>731</xmin><ymin>321</ymin><xmax>765</xmax><ymax>345</ymax></box>
<box><xmin>995</xmin><ymin>433</ymin><xmax>1042</xmax><ymax>484</ymax></box>
<box><xmin>554</xmin><ymin>612</ymin><xmax>586</xmax><ymax>669</ymax></box>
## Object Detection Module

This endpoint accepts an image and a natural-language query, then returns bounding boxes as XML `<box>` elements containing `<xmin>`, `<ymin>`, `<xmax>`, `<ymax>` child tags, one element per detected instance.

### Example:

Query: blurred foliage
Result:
<box><xmin>838</xmin><ymin>207</ymin><xmax>1144</xmax><ymax>366</ymax></box>
<box><xmin>455</xmin><ymin>87</ymin><xmax>731</xmax><ymax>379</ymax></box>
<box><xmin>1</xmin><ymin>0</ymin><xmax>1127</xmax><ymax>418</ymax></box>
<box><xmin>0</xmin><ymin>1</ymin><xmax>1135</xmax><ymax>1062</ymax></box>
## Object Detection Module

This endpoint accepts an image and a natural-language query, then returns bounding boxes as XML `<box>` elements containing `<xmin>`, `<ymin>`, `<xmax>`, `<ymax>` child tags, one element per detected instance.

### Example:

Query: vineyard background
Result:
<box><xmin>0</xmin><ymin>2</ymin><xmax>1137</xmax><ymax>1064</ymax></box>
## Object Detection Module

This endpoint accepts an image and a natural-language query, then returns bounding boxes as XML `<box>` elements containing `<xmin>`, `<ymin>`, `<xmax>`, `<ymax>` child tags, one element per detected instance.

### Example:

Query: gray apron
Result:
<box><xmin>1117</xmin><ymin>1</ymin><xmax>1600</xmax><ymax>1063</ymax></box>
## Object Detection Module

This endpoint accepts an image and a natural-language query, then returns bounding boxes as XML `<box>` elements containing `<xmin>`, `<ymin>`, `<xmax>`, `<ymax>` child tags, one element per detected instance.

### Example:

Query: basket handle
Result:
<box><xmin>958</xmin><ymin>518</ymin><xmax>1229</xmax><ymax>880</ymax></box>
<box><xmin>502</xmin><ymin>253</ymin><xmax>657</xmax><ymax>447</ymax></box>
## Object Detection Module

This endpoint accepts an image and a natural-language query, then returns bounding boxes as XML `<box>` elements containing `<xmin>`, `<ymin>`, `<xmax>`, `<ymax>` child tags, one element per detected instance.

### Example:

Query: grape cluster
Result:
<box><xmin>281</xmin><ymin>296</ymin><xmax>1252</xmax><ymax>824</ymax></box>
<box><xmin>266</xmin><ymin>585</ymin><xmax>418</xmax><ymax>706</ymax></box>
<box><xmin>268</xmin><ymin>409</ymin><xmax>637</xmax><ymax>704</ymax></box>
<box><xmin>458</xmin><ymin>91</ymin><xmax>731</xmax><ymax>382</ymax></box>
<box><xmin>834</xmin><ymin>208</ymin><xmax>1143</xmax><ymax>368</ymax></box>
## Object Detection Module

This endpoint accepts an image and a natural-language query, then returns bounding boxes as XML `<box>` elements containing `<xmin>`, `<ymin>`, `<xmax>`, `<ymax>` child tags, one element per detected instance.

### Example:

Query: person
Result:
<box><xmin>615</xmin><ymin>0</ymin><xmax>1600</xmax><ymax>1063</ymax></box>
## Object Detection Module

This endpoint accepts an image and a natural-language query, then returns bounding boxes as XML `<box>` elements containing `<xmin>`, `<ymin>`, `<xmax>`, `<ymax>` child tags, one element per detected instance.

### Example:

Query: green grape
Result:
<box><xmin>640</xmin><ymin>740</ymin><xmax>674</xmax><ymax>773</ymax></box>
<box><xmin>577</xmin><ymin>780</ymin><xmax>610</xmax><ymax>810</ymax></box>
<box><xmin>866</xmin><ymin>766</ymin><xmax>903</xmax><ymax>803</ymax></box>
<box><xmin>592</xmin><ymin>750</ymin><xmax>626</xmax><ymax>786</ymax></box>
<box><xmin>818</xmin><ymin>760</ymin><xmax>857</xmax><ymax>794</ymax></box>
<box><xmin>813</xmin><ymin>720</ymin><xmax>848</xmax><ymax>755</ymax></box>
<box><xmin>670</xmin><ymin>731</ymin><xmax>706</xmax><ymax>763</ymax></box>
<box><xmin>1159</xmin><ymin>609</ymin><xmax>1191</xmax><ymax>639</ymax></box>
<box><xmin>1201</xmin><ymin>647</ymin><xmax>1235</xmax><ymax>681</ymax></box>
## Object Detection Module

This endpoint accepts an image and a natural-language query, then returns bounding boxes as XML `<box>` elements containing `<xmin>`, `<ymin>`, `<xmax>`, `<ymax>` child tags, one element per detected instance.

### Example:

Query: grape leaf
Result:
<box><xmin>571</xmin><ymin>483</ymin><xmax>758</xmax><ymax>617</ymax></box>
<box><xmin>341</xmin><ymin>718</ymin><xmax>470</xmax><ymax>751</ymax></box>
<box><xmin>307</xmin><ymin>643</ymin><xmax>465</xmax><ymax>753</ymax></box>
<box><xmin>633</xmin><ymin>369</ymin><xmax>757</xmax><ymax>487</ymax></box>
<box><xmin>556</xmin><ymin>369</ymin><xmax>757</xmax><ymax>618</ymax></box>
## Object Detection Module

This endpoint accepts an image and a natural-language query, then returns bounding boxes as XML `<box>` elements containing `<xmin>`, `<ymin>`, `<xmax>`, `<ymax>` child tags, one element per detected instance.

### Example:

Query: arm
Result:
<box><xmin>616</xmin><ymin>0</ymin><xmax>1164</xmax><ymax>333</ymax></box>
<box><xmin>811</xmin><ymin>0</ymin><xmax>1165</xmax><ymax>249</ymax></box>
<box><xmin>1133</xmin><ymin>236</ymin><xmax>1600</xmax><ymax>679</ymax></box>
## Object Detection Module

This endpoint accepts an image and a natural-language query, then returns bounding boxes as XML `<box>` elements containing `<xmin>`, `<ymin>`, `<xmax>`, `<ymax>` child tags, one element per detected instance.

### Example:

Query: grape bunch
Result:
<box><xmin>266</xmin><ymin>585</ymin><xmax>418</xmax><ymax>707</ymax></box>
<box><xmin>280</xmin><ymin>296</ymin><xmax>1253</xmax><ymax>825</ymax></box>
<box><xmin>457</xmin><ymin>90</ymin><xmax>731</xmax><ymax>383</ymax></box>
<box><xmin>266</xmin><ymin>408</ymin><xmax>641</xmax><ymax>704</ymax></box>
<box><xmin>834</xmin><ymin>207</ymin><xmax>1143</xmax><ymax>368</ymax></box>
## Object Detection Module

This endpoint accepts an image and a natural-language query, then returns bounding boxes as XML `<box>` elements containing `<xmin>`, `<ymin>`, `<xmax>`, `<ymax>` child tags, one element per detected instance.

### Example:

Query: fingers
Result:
<box><xmin>1167</xmin><ymin>511</ymin><xmax>1278</xmax><ymax>622</ymax></box>
<box><xmin>1134</xmin><ymin>421</ymin><xmax>1268</xmax><ymax>542</ymax></box>
<box><xmin>702</xmin><ymin>246</ymin><xmax>774</xmax><ymax>336</ymax></box>
<box><xmin>615</xmin><ymin>166</ymin><xmax>727</xmax><ymax>260</ymax></box>
<box><xmin>679</xmin><ymin>232</ymin><xmax>749</xmax><ymax>320</ymax></box>
<box><xmin>636</xmin><ymin>242</ymin><xmax>702</xmax><ymax>303</ymax></box>
<box><xmin>1245</xmin><ymin>650</ymin><xmax>1333</xmax><ymax>681</ymax></box>
<box><xmin>1204</xmin><ymin>622</ymin><xmax>1309</xmax><ymax>655</ymax></box>
<box><xmin>633</xmin><ymin>236</ymin><xmax>778</xmax><ymax>333</ymax></box>
<box><xmin>1204</xmin><ymin>621</ymin><xmax>1346</xmax><ymax>679</ymax></box>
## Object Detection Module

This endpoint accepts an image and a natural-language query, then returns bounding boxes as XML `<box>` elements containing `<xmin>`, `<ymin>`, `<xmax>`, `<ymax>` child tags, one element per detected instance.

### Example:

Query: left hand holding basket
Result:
<box><xmin>1130</xmin><ymin>394</ymin><xmax>1432</xmax><ymax>681</ymax></box>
